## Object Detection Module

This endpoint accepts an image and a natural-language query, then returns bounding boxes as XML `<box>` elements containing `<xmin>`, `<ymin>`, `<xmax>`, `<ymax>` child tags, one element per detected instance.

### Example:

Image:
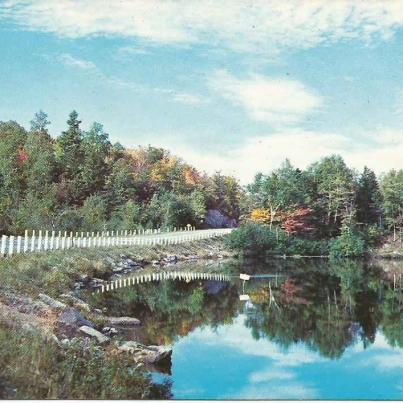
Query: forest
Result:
<box><xmin>1</xmin><ymin>110</ymin><xmax>403</xmax><ymax>257</ymax></box>
<box><xmin>0</xmin><ymin>111</ymin><xmax>241</xmax><ymax>234</ymax></box>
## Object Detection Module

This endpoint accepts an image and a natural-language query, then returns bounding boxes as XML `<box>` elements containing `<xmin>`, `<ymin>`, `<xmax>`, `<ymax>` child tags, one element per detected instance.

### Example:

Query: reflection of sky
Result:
<box><xmin>153</xmin><ymin>314</ymin><xmax>403</xmax><ymax>400</ymax></box>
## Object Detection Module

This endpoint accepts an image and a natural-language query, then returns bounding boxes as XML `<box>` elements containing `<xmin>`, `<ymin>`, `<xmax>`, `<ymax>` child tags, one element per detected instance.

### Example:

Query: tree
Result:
<box><xmin>80</xmin><ymin>194</ymin><xmax>107</xmax><ymax>231</ymax></box>
<box><xmin>248</xmin><ymin>160</ymin><xmax>305</xmax><ymax>229</ymax></box>
<box><xmin>0</xmin><ymin>121</ymin><xmax>27</xmax><ymax>233</ymax></box>
<box><xmin>24</xmin><ymin>111</ymin><xmax>56</xmax><ymax>193</ymax></box>
<box><xmin>103</xmin><ymin>158</ymin><xmax>136</xmax><ymax>211</ymax></box>
<box><xmin>55</xmin><ymin>111</ymin><xmax>84</xmax><ymax>204</ymax></box>
<box><xmin>56</xmin><ymin>111</ymin><xmax>83</xmax><ymax>179</ymax></box>
<box><xmin>380</xmin><ymin>169</ymin><xmax>403</xmax><ymax>240</ymax></box>
<box><xmin>30</xmin><ymin>110</ymin><xmax>51</xmax><ymax>135</ymax></box>
<box><xmin>80</xmin><ymin>122</ymin><xmax>112</xmax><ymax>198</ymax></box>
<box><xmin>307</xmin><ymin>155</ymin><xmax>357</xmax><ymax>235</ymax></box>
<box><xmin>356</xmin><ymin>166</ymin><xmax>383</xmax><ymax>226</ymax></box>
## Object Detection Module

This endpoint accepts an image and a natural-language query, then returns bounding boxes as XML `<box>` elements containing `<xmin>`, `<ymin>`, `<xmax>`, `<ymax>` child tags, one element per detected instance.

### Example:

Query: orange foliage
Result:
<box><xmin>182</xmin><ymin>165</ymin><xmax>200</xmax><ymax>186</ymax></box>
<box><xmin>282</xmin><ymin>207</ymin><xmax>315</xmax><ymax>236</ymax></box>
<box><xmin>250</xmin><ymin>208</ymin><xmax>270</xmax><ymax>223</ymax></box>
<box><xmin>17</xmin><ymin>148</ymin><xmax>27</xmax><ymax>166</ymax></box>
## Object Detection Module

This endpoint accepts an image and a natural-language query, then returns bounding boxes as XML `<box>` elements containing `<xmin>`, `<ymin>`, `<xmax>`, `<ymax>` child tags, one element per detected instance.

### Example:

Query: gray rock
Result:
<box><xmin>106</xmin><ymin>316</ymin><xmax>141</xmax><ymax>327</ymax></box>
<box><xmin>164</xmin><ymin>255</ymin><xmax>177</xmax><ymax>263</ymax></box>
<box><xmin>205</xmin><ymin>209</ymin><xmax>236</xmax><ymax>228</ymax></box>
<box><xmin>79</xmin><ymin>325</ymin><xmax>110</xmax><ymax>345</ymax></box>
<box><xmin>56</xmin><ymin>308</ymin><xmax>95</xmax><ymax>338</ymax></box>
<box><xmin>38</xmin><ymin>293</ymin><xmax>67</xmax><ymax>310</ymax></box>
<box><xmin>59</xmin><ymin>293</ymin><xmax>91</xmax><ymax>312</ymax></box>
<box><xmin>102</xmin><ymin>326</ymin><xmax>118</xmax><ymax>336</ymax></box>
<box><xmin>118</xmin><ymin>341</ymin><xmax>172</xmax><ymax>364</ymax></box>
<box><xmin>112</xmin><ymin>267</ymin><xmax>124</xmax><ymax>273</ymax></box>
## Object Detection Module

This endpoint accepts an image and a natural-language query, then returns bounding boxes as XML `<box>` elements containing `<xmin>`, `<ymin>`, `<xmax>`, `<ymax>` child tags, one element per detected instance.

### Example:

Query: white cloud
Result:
<box><xmin>150</xmin><ymin>127</ymin><xmax>403</xmax><ymax>184</ymax></box>
<box><xmin>54</xmin><ymin>53</ymin><xmax>205</xmax><ymax>106</ymax></box>
<box><xmin>209</xmin><ymin>70</ymin><xmax>323</xmax><ymax>125</ymax></box>
<box><xmin>59</xmin><ymin>53</ymin><xmax>96</xmax><ymax>70</ymax></box>
<box><xmin>2</xmin><ymin>1</ymin><xmax>403</xmax><ymax>53</ymax></box>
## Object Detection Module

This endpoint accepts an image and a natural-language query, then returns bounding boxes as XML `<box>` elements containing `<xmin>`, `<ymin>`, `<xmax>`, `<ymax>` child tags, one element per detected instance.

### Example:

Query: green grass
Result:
<box><xmin>0</xmin><ymin>322</ymin><xmax>172</xmax><ymax>399</ymax></box>
<box><xmin>0</xmin><ymin>237</ymin><xmax>229</xmax><ymax>298</ymax></box>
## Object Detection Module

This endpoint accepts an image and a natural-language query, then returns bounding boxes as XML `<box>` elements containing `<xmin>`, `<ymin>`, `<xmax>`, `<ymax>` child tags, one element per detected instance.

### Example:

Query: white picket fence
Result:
<box><xmin>98</xmin><ymin>271</ymin><xmax>232</xmax><ymax>293</ymax></box>
<box><xmin>0</xmin><ymin>227</ymin><xmax>233</xmax><ymax>257</ymax></box>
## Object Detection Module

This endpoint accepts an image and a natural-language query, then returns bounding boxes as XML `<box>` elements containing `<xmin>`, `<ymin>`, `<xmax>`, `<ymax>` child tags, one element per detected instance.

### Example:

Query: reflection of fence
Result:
<box><xmin>0</xmin><ymin>228</ymin><xmax>233</xmax><ymax>258</ymax></box>
<box><xmin>99</xmin><ymin>271</ymin><xmax>232</xmax><ymax>293</ymax></box>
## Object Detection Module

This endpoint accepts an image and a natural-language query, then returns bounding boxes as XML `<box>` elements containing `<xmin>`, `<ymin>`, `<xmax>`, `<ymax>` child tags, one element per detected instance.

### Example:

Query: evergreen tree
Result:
<box><xmin>356</xmin><ymin>166</ymin><xmax>383</xmax><ymax>226</ymax></box>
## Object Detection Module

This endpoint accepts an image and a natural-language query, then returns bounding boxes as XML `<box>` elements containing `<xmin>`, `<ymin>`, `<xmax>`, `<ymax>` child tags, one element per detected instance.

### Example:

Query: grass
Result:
<box><xmin>0</xmin><ymin>237</ymin><xmax>229</xmax><ymax>299</ymax></box>
<box><xmin>0</xmin><ymin>321</ymin><xmax>172</xmax><ymax>399</ymax></box>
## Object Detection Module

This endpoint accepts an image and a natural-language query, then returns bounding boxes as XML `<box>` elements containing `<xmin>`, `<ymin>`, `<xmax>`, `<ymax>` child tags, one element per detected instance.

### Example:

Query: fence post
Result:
<box><xmin>37</xmin><ymin>230</ymin><xmax>43</xmax><ymax>251</ymax></box>
<box><xmin>17</xmin><ymin>235</ymin><xmax>22</xmax><ymax>254</ymax></box>
<box><xmin>24</xmin><ymin>230</ymin><xmax>29</xmax><ymax>253</ymax></box>
<box><xmin>50</xmin><ymin>231</ymin><xmax>55</xmax><ymax>250</ymax></box>
<box><xmin>8</xmin><ymin>235</ymin><xmax>14</xmax><ymax>256</ymax></box>
<box><xmin>1</xmin><ymin>235</ymin><xmax>7</xmax><ymax>256</ymax></box>
<box><xmin>44</xmin><ymin>230</ymin><xmax>49</xmax><ymax>251</ymax></box>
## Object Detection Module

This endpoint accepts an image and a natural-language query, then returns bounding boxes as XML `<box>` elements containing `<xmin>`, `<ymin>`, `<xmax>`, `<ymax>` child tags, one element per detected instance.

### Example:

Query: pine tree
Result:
<box><xmin>356</xmin><ymin>166</ymin><xmax>383</xmax><ymax>226</ymax></box>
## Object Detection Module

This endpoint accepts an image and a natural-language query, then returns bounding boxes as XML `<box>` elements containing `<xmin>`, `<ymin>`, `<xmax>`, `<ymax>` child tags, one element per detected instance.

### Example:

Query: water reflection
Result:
<box><xmin>87</xmin><ymin>259</ymin><xmax>403</xmax><ymax>399</ymax></box>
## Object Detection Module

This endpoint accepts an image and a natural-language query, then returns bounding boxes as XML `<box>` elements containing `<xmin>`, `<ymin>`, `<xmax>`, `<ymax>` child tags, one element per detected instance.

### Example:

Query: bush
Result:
<box><xmin>226</xmin><ymin>223</ymin><xmax>283</xmax><ymax>255</ymax></box>
<box><xmin>329</xmin><ymin>229</ymin><xmax>366</xmax><ymax>258</ymax></box>
<box><xmin>226</xmin><ymin>223</ymin><xmax>329</xmax><ymax>256</ymax></box>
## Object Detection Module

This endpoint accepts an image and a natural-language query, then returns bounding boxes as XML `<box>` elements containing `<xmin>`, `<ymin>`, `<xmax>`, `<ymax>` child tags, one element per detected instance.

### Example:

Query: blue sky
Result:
<box><xmin>1</xmin><ymin>1</ymin><xmax>403</xmax><ymax>183</ymax></box>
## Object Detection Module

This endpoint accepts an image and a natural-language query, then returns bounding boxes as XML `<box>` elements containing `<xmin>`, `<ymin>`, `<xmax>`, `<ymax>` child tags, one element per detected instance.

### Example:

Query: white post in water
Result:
<box><xmin>8</xmin><ymin>235</ymin><xmax>14</xmax><ymax>256</ymax></box>
<box><xmin>1</xmin><ymin>235</ymin><xmax>7</xmax><ymax>256</ymax></box>
<box><xmin>24</xmin><ymin>230</ymin><xmax>29</xmax><ymax>253</ymax></box>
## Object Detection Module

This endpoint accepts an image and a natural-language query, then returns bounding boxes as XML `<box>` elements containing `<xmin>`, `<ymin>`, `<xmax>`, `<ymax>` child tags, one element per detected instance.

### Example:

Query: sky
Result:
<box><xmin>1</xmin><ymin>0</ymin><xmax>403</xmax><ymax>184</ymax></box>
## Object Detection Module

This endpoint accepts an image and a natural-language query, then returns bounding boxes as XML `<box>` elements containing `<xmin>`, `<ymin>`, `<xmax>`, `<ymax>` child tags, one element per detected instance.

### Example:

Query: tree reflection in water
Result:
<box><xmin>88</xmin><ymin>258</ymin><xmax>403</xmax><ymax>362</ymax></box>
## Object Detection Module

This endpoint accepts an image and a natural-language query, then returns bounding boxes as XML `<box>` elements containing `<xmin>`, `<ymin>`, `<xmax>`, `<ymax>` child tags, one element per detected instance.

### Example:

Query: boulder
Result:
<box><xmin>205</xmin><ymin>209</ymin><xmax>236</xmax><ymax>228</ymax></box>
<box><xmin>56</xmin><ymin>308</ymin><xmax>95</xmax><ymax>338</ymax></box>
<box><xmin>79</xmin><ymin>326</ymin><xmax>110</xmax><ymax>345</ymax></box>
<box><xmin>118</xmin><ymin>341</ymin><xmax>172</xmax><ymax>364</ymax></box>
<box><xmin>38</xmin><ymin>293</ymin><xmax>67</xmax><ymax>310</ymax></box>
<box><xmin>106</xmin><ymin>316</ymin><xmax>141</xmax><ymax>327</ymax></box>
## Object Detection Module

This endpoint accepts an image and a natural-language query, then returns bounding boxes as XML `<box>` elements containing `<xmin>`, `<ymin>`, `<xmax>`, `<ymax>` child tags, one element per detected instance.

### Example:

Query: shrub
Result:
<box><xmin>329</xmin><ymin>229</ymin><xmax>366</xmax><ymax>258</ymax></box>
<box><xmin>226</xmin><ymin>223</ymin><xmax>283</xmax><ymax>255</ymax></box>
<box><xmin>227</xmin><ymin>223</ymin><xmax>331</xmax><ymax>256</ymax></box>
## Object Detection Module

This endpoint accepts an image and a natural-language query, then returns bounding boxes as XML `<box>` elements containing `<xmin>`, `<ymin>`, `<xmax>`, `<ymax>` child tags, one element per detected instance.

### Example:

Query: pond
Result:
<box><xmin>88</xmin><ymin>258</ymin><xmax>403</xmax><ymax>400</ymax></box>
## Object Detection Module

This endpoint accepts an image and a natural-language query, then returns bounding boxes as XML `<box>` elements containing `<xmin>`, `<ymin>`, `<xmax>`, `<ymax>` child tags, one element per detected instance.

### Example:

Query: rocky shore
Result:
<box><xmin>0</xmin><ymin>237</ymin><xmax>233</xmax><ymax>371</ymax></box>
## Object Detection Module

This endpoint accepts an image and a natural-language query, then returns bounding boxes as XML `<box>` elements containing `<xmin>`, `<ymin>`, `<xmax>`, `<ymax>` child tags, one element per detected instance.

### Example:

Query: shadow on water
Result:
<box><xmin>86</xmin><ymin>258</ymin><xmax>403</xmax><ymax>399</ymax></box>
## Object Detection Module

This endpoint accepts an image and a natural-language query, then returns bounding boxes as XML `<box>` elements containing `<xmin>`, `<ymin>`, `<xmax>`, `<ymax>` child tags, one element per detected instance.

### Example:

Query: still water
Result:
<box><xmin>88</xmin><ymin>258</ymin><xmax>403</xmax><ymax>400</ymax></box>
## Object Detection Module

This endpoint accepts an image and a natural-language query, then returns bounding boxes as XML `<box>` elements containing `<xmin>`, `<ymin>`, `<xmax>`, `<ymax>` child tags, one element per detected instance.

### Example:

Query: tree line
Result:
<box><xmin>230</xmin><ymin>156</ymin><xmax>403</xmax><ymax>257</ymax></box>
<box><xmin>0</xmin><ymin>111</ymin><xmax>242</xmax><ymax>235</ymax></box>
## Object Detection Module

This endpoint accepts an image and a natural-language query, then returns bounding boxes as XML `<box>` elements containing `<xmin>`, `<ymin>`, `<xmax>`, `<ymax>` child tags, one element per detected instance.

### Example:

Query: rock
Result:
<box><xmin>88</xmin><ymin>278</ymin><xmax>105</xmax><ymax>288</ymax></box>
<box><xmin>0</xmin><ymin>291</ymin><xmax>52</xmax><ymax>317</ymax></box>
<box><xmin>92</xmin><ymin>308</ymin><xmax>103</xmax><ymax>315</ymax></box>
<box><xmin>79</xmin><ymin>275</ymin><xmax>91</xmax><ymax>284</ymax></box>
<box><xmin>205</xmin><ymin>209</ymin><xmax>236</xmax><ymax>228</ymax></box>
<box><xmin>118</xmin><ymin>341</ymin><xmax>172</xmax><ymax>364</ymax></box>
<box><xmin>112</xmin><ymin>266</ymin><xmax>124</xmax><ymax>273</ymax></box>
<box><xmin>102</xmin><ymin>326</ymin><xmax>118</xmax><ymax>336</ymax></box>
<box><xmin>56</xmin><ymin>308</ymin><xmax>95</xmax><ymax>338</ymax></box>
<box><xmin>79</xmin><ymin>326</ymin><xmax>110</xmax><ymax>345</ymax></box>
<box><xmin>59</xmin><ymin>293</ymin><xmax>91</xmax><ymax>312</ymax></box>
<box><xmin>164</xmin><ymin>255</ymin><xmax>177</xmax><ymax>263</ymax></box>
<box><xmin>106</xmin><ymin>316</ymin><xmax>141</xmax><ymax>327</ymax></box>
<box><xmin>38</xmin><ymin>293</ymin><xmax>67</xmax><ymax>310</ymax></box>
<box><xmin>105</xmin><ymin>256</ymin><xmax>116</xmax><ymax>266</ymax></box>
<box><xmin>152</xmin><ymin>260</ymin><xmax>161</xmax><ymax>266</ymax></box>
